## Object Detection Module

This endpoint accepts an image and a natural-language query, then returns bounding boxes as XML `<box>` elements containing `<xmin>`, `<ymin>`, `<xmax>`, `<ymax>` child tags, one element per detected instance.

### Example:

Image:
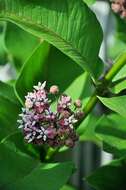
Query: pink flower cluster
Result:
<box><xmin>18</xmin><ymin>82</ymin><xmax>84</xmax><ymax>148</ymax></box>
<box><xmin>111</xmin><ymin>0</ymin><xmax>126</xmax><ymax>18</ymax></box>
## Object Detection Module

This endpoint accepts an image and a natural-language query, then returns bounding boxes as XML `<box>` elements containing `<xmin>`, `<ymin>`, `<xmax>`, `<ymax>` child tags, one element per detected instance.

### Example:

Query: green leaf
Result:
<box><xmin>15</xmin><ymin>41</ymin><xmax>84</xmax><ymax>103</ymax></box>
<box><xmin>98</xmin><ymin>96</ymin><xmax>126</xmax><ymax>118</ymax></box>
<box><xmin>0</xmin><ymin>22</ymin><xmax>7</xmax><ymax>65</ymax></box>
<box><xmin>5</xmin><ymin>22</ymin><xmax>39</xmax><ymax>70</ymax></box>
<box><xmin>83</xmin><ymin>0</ymin><xmax>96</xmax><ymax>6</ymax></box>
<box><xmin>111</xmin><ymin>65</ymin><xmax>126</xmax><ymax>94</ymax></box>
<box><xmin>0</xmin><ymin>96</ymin><xmax>20</xmax><ymax>141</ymax></box>
<box><xmin>87</xmin><ymin>157</ymin><xmax>126</xmax><ymax>190</ymax></box>
<box><xmin>60</xmin><ymin>185</ymin><xmax>75</xmax><ymax>190</ymax></box>
<box><xmin>0</xmin><ymin>81</ymin><xmax>19</xmax><ymax>104</ymax></box>
<box><xmin>77</xmin><ymin>114</ymin><xmax>102</xmax><ymax>145</ymax></box>
<box><xmin>0</xmin><ymin>81</ymin><xmax>20</xmax><ymax>141</ymax></box>
<box><xmin>1</xmin><ymin>132</ymin><xmax>40</xmax><ymax>159</ymax></box>
<box><xmin>15</xmin><ymin>41</ymin><xmax>50</xmax><ymax>103</ymax></box>
<box><xmin>108</xmin><ymin>38</ymin><xmax>126</xmax><ymax>60</ymax></box>
<box><xmin>0</xmin><ymin>0</ymin><xmax>103</xmax><ymax>78</ymax></box>
<box><xmin>115</xmin><ymin>15</ymin><xmax>126</xmax><ymax>43</ymax></box>
<box><xmin>64</xmin><ymin>72</ymin><xmax>92</xmax><ymax>105</ymax></box>
<box><xmin>96</xmin><ymin>114</ymin><xmax>126</xmax><ymax>157</ymax></box>
<box><xmin>0</xmin><ymin>143</ymin><xmax>74</xmax><ymax>190</ymax></box>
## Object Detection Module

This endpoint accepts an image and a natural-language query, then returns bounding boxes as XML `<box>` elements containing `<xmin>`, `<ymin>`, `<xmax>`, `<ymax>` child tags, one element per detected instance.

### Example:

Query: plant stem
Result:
<box><xmin>45</xmin><ymin>147</ymin><xmax>59</xmax><ymax>161</ymax></box>
<box><xmin>105</xmin><ymin>52</ymin><xmax>126</xmax><ymax>82</ymax></box>
<box><xmin>83</xmin><ymin>52</ymin><xmax>126</xmax><ymax>118</ymax></box>
<box><xmin>83</xmin><ymin>93</ymin><xmax>97</xmax><ymax>117</ymax></box>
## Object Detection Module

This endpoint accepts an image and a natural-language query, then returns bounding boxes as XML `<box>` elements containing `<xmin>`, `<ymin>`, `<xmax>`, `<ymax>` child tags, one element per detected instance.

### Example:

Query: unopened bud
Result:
<box><xmin>74</xmin><ymin>99</ymin><xmax>82</xmax><ymax>108</ymax></box>
<box><xmin>75</xmin><ymin>110</ymin><xmax>84</xmax><ymax>119</ymax></box>
<box><xmin>121</xmin><ymin>10</ymin><xmax>126</xmax><ymax>18</ymax></box>
<box><xmin>111</xmin><ymin>3</ymin><xmax>122</xmax><ymax>13</ymax></box>
<box><xmin>49</xmin><ymin>85</ymin><xmax>59</xmax><ymax>94</ymax></box>
<box><xmin>65</xmin><ymin>139</ymin><xmax>74</xmax><ymax>148</ymax></box>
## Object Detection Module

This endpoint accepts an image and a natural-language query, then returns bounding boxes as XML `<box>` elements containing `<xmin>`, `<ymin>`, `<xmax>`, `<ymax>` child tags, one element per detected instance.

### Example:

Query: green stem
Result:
<box><xmin>105</xmin><ymin>52</ymin><xmax>126</xmax><ymax>82</ymax></box>
<box><xmin>83</xmin><ymin>93</ymin><xmax>97</xmax><ymax>117</ymax></box>
<box><xmin>45</xmin><ymin>147</ymin><xmax>59</xmax><ymax>161</ymax></box>
<box><xmin>82</xmin><ymin>52</ymin><xmax>126</xmax><ymax>119</ymax></box>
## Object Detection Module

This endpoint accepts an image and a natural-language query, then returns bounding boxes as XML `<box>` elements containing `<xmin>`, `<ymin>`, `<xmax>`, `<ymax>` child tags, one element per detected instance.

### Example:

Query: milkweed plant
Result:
<box><xmin>0</xmin><ymin>0</ymin><xmax>126</xmax><ymax>190</ymax></box>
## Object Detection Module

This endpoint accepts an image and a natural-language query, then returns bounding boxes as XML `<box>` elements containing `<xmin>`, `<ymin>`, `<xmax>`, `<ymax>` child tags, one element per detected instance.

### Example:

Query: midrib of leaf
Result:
<box><xmin>0</xmin><ymin>16</ymin><xmax>88</xmax><ymax>70</ymax></box>
<box><xmin>0</xmin><ymin>0</ymin><xmax>96</xmax><ymax>76</ymax></box>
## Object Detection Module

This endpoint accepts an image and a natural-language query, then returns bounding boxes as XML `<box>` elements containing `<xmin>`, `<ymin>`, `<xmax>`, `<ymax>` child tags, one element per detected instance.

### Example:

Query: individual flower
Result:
<box><xmin>18</xmin><ymin>81</ymin><xmax>84</xmax><ymax>148</ymax></box>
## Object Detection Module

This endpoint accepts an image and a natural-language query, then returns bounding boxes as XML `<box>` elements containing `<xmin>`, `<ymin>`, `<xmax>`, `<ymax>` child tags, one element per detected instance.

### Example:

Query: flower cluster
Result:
<box><xmin>111</xmin><ymin>0</ymin><xmax>126</xmax><ymax>18</ymax></box>
<box><xmin>18</xmin><ymin>82</ymin><xmax>84</xmax><ymax>148</ymax></box>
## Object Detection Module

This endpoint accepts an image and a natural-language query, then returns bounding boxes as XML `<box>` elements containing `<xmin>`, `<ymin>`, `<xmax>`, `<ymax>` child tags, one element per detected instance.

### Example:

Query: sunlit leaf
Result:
<box><xmin>0</xmin><ymin>0</ymin><xmax>103</xmax><ymax>78</ymax></box>
<box><xmin>98</xmin><ymin>96</ymin><xmax>126</xmax><ymax>118</ymax></box>
<box><xmin>87</xmin><ymin>157</ymin><xmax>126</xmax><ymax>190</ymax></box>
<box><xmin>0</xmin><ymin>143</ymin><xmax>74</xmax><ymax>190</ymax></box>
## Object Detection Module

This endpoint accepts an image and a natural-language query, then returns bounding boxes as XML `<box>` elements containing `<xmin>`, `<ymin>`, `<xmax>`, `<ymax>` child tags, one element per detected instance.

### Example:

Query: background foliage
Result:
<box><xmin>0</xmin><ymin>0</ymin><xmax>126</xmax><ymax>190</ymax></box>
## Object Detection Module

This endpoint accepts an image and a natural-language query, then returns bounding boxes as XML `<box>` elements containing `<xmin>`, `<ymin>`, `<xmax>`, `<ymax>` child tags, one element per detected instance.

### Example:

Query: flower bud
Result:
<box><xmin>121</xmin><ymin>10</ymin><xmax>126</xmax><ymax>18</ymax></box>
<box><xmin>65</xmin><ymin>139</ymin><xmax>74</xmax><ymax>148</ymax></box>
<box><xmin>111</xmin><ymin>3</ymin><xmax>122</xmax><ymax>13</ymax></box>
<box><xmin>49</xmin><ymin>85</ymin><xmax>59</xmax><ymax>94</ymax></box>
<box><xmin>74</xmin><ymin>99</ymin><xmax>82</xmax><ymax>108</ymax></box>
<box><xmin>75</xmin><ymin>110</ymin><xmax>84</xmax><ymax>119</ymax></box>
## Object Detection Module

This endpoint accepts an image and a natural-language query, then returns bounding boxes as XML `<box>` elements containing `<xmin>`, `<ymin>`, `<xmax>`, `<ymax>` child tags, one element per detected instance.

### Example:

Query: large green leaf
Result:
<box><xmin>15</xmin><ymin>41</ymin><xmax>83</xmax><ymax>103</ymax></box>
<box><xmin>0</xmin><ymin>22</ymin><xmax>7</xmax><ymax>65</ymax></box>
<box><xmin>0</xmin><ymin>81</ymin><xmax>20</xmax><ymax>141</ymax></box>
<box><xmin>0</xmin><ymin>96</ymin><xmax>20</xmax><ymax>140</ymax></box>
<box><xmin>83</xmin><ymin>0</ymin><xmax>96</xmax><ymax>5</ymax></box>
<box><xmin>87</xmin><ymin>157</ymin><xmax>126</xmax><ymax>190</ymax></box>
<box><xmin>61</xmin><ymin>185</ymin><xmax>75</xmax><ymax>190</ymax></box>
<box><xmin>0</xmin><ymin>143</ymin><xmax>74</xmax><ymax>190</ymax></box>
<box><xmin>98</xmin><ymin>96</ymin><xmax>126</xmax><ymax>118</ymax></box>
<box><xmin>0</xmin><ymin>81</ymin><xmax>19</xmax><ymax>104</ymax></box>
<box><xmin>77</xmin><ymin>114</ymin><xmax>102</xmax><ymax>145</ymax></box>
<box><xmin>96</xmin><ymin>114</ymin><xmax>126</xmax><ymax>157</ymax></box>
<box><xmin>5</xmin><ymin>22</ymin><xmax>39</xmax><ymax>70</ymax></box>
<box><xmin>15</xmin><ymin>41</ymin><xmax>50</xmax><ymax>103</ymax></box>
<box><xmin>65</xmin><ymin>72</ymin><xmax>92</xmax><ymax>105</ymax></box>
<box><xmin>0</xmin><ymin>0</ymin><xmax>103</xmax><ymax>78</ymax></box>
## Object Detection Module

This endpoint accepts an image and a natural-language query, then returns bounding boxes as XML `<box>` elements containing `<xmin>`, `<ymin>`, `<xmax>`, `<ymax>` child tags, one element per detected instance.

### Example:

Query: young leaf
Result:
<box><xmin>98</xmin><ymin>96</ymin><xmax>126</xmax><ymax>118</ymax></box>
<box><xmin>0</xmin><ymin>143</ymin><xmax>74</xmax><ymax>190</ymax></box>
<box><xmin>87</xmin><ymin>157</ymin><xmax>126</xmax><ymax>190</ymax></box>
<box><xmin>0</xmin><ymin>0</ymin><xmax>103</xmax><ymax>78</ymax></box>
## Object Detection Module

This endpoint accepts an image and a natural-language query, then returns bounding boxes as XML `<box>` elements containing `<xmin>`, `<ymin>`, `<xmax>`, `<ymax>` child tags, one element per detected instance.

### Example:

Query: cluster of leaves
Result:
<box><xmin>0</xmin><ymin>0</ymin><xmax>126</xmax><ymax>190</ymax></box>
